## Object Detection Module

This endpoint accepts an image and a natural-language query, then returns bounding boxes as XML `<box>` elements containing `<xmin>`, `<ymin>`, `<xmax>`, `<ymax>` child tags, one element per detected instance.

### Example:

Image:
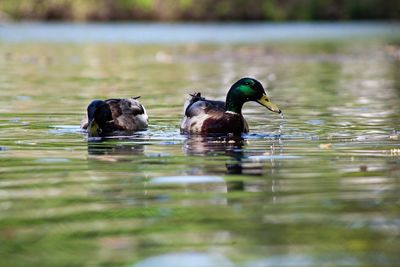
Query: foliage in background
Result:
<box><xmin>0</xmin><ymin>0</ymin><xmax>399</xmax><ymax>21</ymax></box>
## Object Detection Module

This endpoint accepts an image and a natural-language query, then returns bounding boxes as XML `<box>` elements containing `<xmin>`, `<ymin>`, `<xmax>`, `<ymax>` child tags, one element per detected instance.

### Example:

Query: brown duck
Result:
<box><xmin>81</xmin><ymin>97</ymin><xmax>148</xmax><ymax>137</ymax></box>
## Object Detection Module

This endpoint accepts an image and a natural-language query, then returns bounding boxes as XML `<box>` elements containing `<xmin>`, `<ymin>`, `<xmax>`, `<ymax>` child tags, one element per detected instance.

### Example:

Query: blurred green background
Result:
<box><xmin>0</xmin><ymin>0</ymin><xmax>399</xmax><ymax>21</ymax></box>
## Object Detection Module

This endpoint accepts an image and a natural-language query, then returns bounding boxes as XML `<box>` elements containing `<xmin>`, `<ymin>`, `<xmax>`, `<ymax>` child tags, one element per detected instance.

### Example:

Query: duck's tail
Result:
<box><xmin>183</xmin><ymin>92</ymin><xmax>205</xmax><ymax>115</ymax></box>
<box><xmin>188</xmin><ymin>92</ymin><xmax>206</xmax><ymax>104</ymax></box>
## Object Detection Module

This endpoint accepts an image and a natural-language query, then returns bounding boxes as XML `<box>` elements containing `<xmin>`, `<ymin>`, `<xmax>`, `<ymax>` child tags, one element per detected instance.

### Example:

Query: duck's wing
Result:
<box><xmin>184</xmin><ymin>93</ymin><xmax>225</xmax><ymax>117</ymax></box>
<box><xmin>105</xmin><ymin>97</ymin><xmax>149</xmax><ymax>131</ymax></box>
<box><xmin>181</xmin><ymin>93</ymin><xmax>234</xmax><ymax>134</ymax></box>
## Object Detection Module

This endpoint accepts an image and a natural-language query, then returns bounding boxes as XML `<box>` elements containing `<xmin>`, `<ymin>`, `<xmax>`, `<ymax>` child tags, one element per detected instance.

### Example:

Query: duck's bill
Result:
<box><xmin>257</xmin><ymin>94</ymin><xmax>281</xmax><ymax>113</ymax></box>
<box><xmin>88</xmin><ymin>120</ymin><xmax>101</xmax><ymax>137</ymax></box>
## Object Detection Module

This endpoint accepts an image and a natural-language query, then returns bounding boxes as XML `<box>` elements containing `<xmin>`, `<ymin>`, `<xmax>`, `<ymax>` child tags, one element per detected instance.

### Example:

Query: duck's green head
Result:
<box><xmin>226</xmin><ymin>77</ymin><xmax>281</xmax><ymax>114</ymax></box>
<box><xmin>87</xmin><ymin>100</ymin><xmax>112</xmax><ymax>137</ymax></box>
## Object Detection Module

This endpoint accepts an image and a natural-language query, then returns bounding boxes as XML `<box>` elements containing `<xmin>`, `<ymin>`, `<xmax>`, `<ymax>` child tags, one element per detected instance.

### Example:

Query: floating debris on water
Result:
<box><xmin>319</xmin><ymin>143</ymin><xmax>332</xmax><ymax>149</ymax></box>
<box><xmin>359</xmin><ymin>165</ymin><xmax>368</xmax><ymax>172</ymax></box>
<box><xmin>390</xmin><ymin>148</ymin><xmax>400</xmax><ymax>156</ymax></box>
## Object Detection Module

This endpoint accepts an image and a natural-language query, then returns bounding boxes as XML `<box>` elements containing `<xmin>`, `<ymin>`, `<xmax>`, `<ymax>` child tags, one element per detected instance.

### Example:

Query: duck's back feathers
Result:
<box><xmin>184</xmin><ymin>93</ymin><xmax>225</xmax><ymax>117</ymax></box>
<box><xmin>106</xmin><ymin>97</ymin><xmax>148</xmax><ymax>131</ymax></box>
<box><xmin>180</xmin><ymin>93</ymin><xmax>248</xmax><ymax>135</ymax></box>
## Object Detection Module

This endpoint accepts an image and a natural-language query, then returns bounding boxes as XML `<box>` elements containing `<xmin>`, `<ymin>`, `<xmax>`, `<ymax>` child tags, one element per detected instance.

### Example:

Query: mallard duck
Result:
<box><xmin>180</xmin><ymin>77</ymin><xmax>281</xmax><ymax>135</ymax></box>
<box><xmin>81</xmin><ymin>97</ymin><xmax>148</xmax><ymax>137</ymax></box>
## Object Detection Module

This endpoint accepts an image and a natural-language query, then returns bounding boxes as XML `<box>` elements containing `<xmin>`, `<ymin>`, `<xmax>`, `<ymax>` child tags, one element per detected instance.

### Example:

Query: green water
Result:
<box><xmin>1</xmin><ymin>31</ymin><xmax>400</xmax><ymax>266</ymax></box>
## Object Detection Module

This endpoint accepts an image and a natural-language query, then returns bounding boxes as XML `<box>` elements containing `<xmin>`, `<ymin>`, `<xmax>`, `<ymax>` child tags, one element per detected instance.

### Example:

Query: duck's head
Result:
<box><xmin>226</xmin><ymin>77</ymin><xmax>281</xmax><ymax>114</ymax></box>
<box><xmin>87</xmin><ymin>100</ymin><xmax>112</xmax><ymax>137</ymax></box>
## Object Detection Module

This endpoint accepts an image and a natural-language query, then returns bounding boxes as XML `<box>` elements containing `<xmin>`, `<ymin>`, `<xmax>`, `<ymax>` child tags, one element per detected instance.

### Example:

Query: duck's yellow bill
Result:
<box><xmin>88</xmin><ymin>120</ymin><xmax>101</xmax><ymax>137</ymax></box>
<box><xmin>257</xmin><ymin>94</ymin><xmax>281</xmax><ymax>113</ymax></box>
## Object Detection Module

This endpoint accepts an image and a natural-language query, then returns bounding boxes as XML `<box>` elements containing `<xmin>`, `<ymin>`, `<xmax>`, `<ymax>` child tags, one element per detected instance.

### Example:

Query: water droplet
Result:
<box><xmin>278</xmin><ymin>111</ymin><xmax>284</xmax><ymax>135</ymax></box>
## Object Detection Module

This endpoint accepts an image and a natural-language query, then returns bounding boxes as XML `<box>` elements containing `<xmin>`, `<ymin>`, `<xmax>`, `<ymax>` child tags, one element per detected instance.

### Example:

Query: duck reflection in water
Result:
<box><xmin>183</xmin><ymin>135</ymin><xmax>274</xmax><ymax>176</ymax></box>
<box><xmin>87</xmin><ymin>139</ymin><xmax>145</xmax><ymax>158</ymax></box>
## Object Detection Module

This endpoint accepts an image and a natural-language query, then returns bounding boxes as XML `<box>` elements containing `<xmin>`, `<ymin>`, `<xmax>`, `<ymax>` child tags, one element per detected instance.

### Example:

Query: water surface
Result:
<box><xmin>0</xmin><ymin>23</ymin><xmax>399</xmax><ymax>267</ymax></box>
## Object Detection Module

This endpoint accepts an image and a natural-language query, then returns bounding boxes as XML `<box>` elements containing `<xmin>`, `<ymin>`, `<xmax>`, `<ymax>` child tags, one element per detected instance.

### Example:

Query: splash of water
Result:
<box><xmin>278</xmin><ymin>111</ymin><xmax>285</xmax><ymax>135</ymax></box>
